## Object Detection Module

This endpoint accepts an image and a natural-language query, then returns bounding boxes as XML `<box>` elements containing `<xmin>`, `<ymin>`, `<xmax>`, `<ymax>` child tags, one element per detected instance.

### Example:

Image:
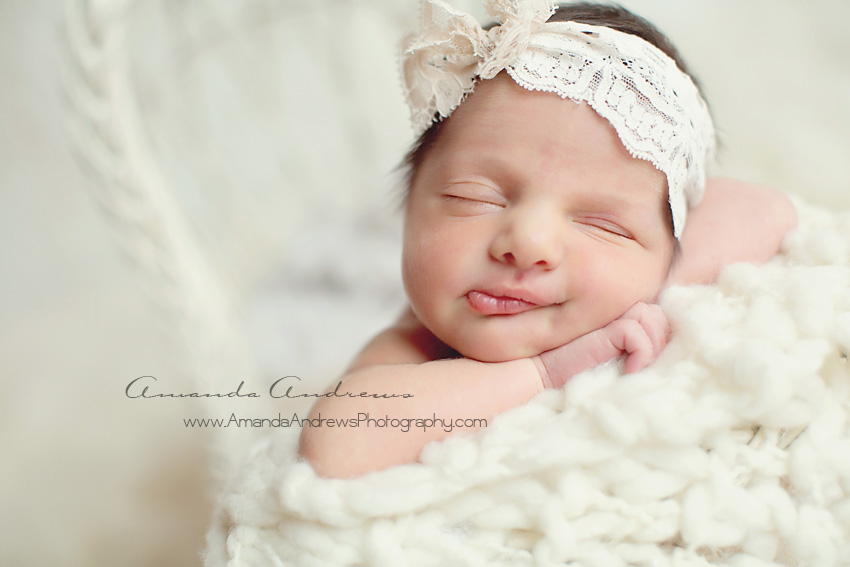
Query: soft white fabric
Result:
<box><xmin>402</xmin><ymin>0</ymin><xmax>715</xmax><ymax>238</ymax></box>
<box><xmin>205</xmin><ymin>199</ymin><xmax>850</xmax><ymax>567</ymax></box>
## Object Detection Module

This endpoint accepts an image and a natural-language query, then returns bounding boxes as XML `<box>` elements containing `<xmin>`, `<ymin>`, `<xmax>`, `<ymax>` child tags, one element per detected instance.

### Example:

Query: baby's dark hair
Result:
<box><xmin>401</xmin><ymin>2</ymin><xmax>705</xmax><ymax>261</ymax></box>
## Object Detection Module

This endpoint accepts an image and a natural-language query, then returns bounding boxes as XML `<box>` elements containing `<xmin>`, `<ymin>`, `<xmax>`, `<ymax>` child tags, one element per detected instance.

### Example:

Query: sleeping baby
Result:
<box><xmin>298</xmin><ymin>0</ymin><xmax>796</xmax><ymax>478</ymax></box>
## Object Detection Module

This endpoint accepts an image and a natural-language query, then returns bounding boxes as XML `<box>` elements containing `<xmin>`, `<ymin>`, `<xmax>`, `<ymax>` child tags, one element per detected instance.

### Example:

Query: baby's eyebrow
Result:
<box><xmin>578</xmin><ymin>183</ymin><xmax>661</xmax><ymax>210</ymax></box>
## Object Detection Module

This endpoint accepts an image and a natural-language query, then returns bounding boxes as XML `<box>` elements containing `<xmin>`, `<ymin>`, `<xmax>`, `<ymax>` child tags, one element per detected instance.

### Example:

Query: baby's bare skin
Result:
<box><xmin>535</xmin><ymin>302</ymin><xmax>670</xmax><ymax>389</ymax></box>
<box><xmin>667</xmin><ymin>178</ymin><xmax>797</xmax><ymax>286</ymax></box>
<box><xmin>299</xmin><ymin>178</ymin><xmax>795</xmax><ymax>479</ymax></box>
<box><xmin>298</xmin><ymin>75</ymin><xmax>797</xmax><ymax>480</ymax></box>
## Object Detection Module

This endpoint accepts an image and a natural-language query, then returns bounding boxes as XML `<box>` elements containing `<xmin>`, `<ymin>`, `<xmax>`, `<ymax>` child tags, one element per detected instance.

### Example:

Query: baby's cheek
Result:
<box><xmin>403</xmin><ymin>244</ymin><xmax>440</xmax><ymax>288</ymax></box>
<box><xmin>577</xmin><ymin>260</ymin><xmax>640</xmax><ymax>320</ymax></box>
<box><xmin>401</xmin><ymin>248</ymin><xmax>433</xmax><ymax>308</ymax></box>
<box><xmin>403</xmin><ymin>242</ymin><xmax>452</xmax><ymax>305</ymax></box>
<box><xmin>636</xmin><ymin>255</ymin><xmax>672</xmax><ymax>302</ymax></box>
<box><xmin>570</xmin><ymin>253</ymin><xmax>612</xmax><ymax>296</ymax></box>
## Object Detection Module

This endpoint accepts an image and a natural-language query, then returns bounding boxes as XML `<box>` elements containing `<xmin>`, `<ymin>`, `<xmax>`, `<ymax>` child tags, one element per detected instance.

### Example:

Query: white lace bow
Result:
<box><xmin>401</xmin><ymin>0</ymin><xmax>716</xmax><ymax>237</ymax></box>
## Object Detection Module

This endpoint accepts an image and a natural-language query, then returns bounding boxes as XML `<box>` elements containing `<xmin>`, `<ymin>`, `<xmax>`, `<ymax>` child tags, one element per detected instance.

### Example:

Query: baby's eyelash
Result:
<box><xmin>442</xmin><ymin>194</ymin><xmax>502</xmax><ymax>205</ymax></box>
<box><xmin>578</xmin><ymin>218</ymin><xmax>634</xmax><ymax>239</ymax></box>
<box><xmin>440</xmin><ymin>183</ymin><xmax>507</xmax><ymax>209</ymax></box>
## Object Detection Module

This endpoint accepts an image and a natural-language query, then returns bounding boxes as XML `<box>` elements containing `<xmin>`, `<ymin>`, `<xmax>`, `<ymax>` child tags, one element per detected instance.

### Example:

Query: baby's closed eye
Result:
<box><xmin>574</xmin><ymin>216</ymin><xmax>635</xmax><ymax>240</ymax></box>
<box><xmin>441</xmin><ymin>182</ymin><xmax>507</xmax><ymax>212</ymax></box>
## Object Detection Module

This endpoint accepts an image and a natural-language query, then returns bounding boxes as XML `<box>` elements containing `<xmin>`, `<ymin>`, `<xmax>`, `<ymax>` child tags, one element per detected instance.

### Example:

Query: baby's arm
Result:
<box><xmin>299</xmin><ymin>304</ymin><xmax>667</xmax><ymax>478</ymax></box>
<box><xmin>534</xmin><ymin>302</ymin><xmax>669</xmax><ymax>388</ymax></box>
<box><xmin>667</xmin><ymin>178</ymin><xmax>797</xmax><ymax>286</ymax></box>
<box><xmin>298</xmin><ymin>312</ymin><xmax>544</xmax><ymax>478</ymax></box>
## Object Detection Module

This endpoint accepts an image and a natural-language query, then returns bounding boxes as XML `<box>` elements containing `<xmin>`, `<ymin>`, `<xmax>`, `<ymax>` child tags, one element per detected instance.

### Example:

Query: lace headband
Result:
<box><xmin>401</xmin><ymin>0</ymin><xmax>716</xmax><ymax>238</ymax></box>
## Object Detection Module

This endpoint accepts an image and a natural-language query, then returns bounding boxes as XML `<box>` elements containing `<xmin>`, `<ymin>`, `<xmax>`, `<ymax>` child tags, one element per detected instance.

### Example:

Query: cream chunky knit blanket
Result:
<box><xmin>205</xmin><ymin>200</ymin><xmax>850</xmax><ymax>566</ymax></box>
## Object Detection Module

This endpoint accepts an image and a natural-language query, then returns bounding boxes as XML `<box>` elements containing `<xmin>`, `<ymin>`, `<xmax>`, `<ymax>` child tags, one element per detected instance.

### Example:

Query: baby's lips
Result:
<box><xmin>466</xmin><ymin>290</ymin><xmax>540</xmax><ymax>315</ymax></box>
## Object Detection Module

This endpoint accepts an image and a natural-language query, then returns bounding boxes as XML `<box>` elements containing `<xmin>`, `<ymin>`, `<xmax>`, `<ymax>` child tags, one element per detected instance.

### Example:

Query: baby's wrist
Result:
<box><xmin>531</xmin><ymin>355</ymin><xmax>554</xmax><ymax>390</ymax></box>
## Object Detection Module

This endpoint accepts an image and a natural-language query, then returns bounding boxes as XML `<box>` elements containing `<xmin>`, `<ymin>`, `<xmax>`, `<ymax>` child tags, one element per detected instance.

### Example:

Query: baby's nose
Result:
<box><xmin>489</xmin><ymin>205</ymin><xmax>565</xmax><ymax>271</ymax></box>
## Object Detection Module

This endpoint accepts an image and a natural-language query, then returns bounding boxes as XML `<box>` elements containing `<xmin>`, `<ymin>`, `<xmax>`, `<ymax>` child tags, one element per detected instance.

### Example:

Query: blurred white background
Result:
<box><xmin>1</xmin><ymin>0</ymin><xmax>848</xmax><ymax>566</ymax></box>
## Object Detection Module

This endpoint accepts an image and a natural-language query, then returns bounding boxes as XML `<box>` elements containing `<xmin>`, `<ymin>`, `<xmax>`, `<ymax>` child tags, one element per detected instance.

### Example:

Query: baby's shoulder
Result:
<box><xmin>346</xmin><ymin>307</ymin><xmax>456</xmax><ymax>372</ymax></box>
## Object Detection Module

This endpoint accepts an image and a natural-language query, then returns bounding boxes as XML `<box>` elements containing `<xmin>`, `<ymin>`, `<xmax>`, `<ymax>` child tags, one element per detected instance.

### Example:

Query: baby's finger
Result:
<box><xmin>610</xmin><ymin>319</ymin><xmax>654</xmax><ymax>373</ymax></box>
<box><xmin>620</xmin><ymin>302</ymin><xmax>669</xmax><ymax>358</ymax></box>
<box><xmin>642</xmin><ymin>304</ymin><xmax>670</xmax><ymax>358</ymax></box>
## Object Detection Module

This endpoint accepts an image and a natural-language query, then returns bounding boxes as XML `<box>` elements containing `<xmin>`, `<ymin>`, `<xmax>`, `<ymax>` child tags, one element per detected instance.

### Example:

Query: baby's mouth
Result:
<box><xmin>466</xmin><ymin>291</ymin><xmax>541</xmax><ymax>315</ymax></box>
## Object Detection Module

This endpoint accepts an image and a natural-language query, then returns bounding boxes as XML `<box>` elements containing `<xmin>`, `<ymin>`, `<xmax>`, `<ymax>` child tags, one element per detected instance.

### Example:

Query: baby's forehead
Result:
<box><xmin>435</xmin><ymin>81</ymin><xmax>667</xmax><ymax>196</ymax></box>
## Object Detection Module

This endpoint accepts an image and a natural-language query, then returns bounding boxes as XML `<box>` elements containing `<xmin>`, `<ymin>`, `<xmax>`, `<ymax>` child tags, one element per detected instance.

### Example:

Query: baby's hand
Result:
<box><xmin>534</xmin><ymin>302</ymin><xmax>670</xmax><ymax>389</ymax></box>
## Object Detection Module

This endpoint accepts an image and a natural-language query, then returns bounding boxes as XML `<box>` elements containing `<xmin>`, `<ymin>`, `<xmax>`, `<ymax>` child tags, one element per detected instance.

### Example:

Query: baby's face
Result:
<box><xmin>402</xmin><ymin>73</ymin><xmax>674</xmax><ymax>362</ymax></box>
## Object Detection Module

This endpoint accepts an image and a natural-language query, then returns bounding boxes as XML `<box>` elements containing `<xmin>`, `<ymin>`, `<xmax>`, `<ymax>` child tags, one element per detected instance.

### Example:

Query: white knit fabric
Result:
<box><xmin>205</xmin><ymin>200</ymin><xmax>850</xmax><ymax>566</ymax></box>
<box><xmin>402</xmin><ymin>0</ymin><xmax>715</xmax><ymax>238</ymax></box>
